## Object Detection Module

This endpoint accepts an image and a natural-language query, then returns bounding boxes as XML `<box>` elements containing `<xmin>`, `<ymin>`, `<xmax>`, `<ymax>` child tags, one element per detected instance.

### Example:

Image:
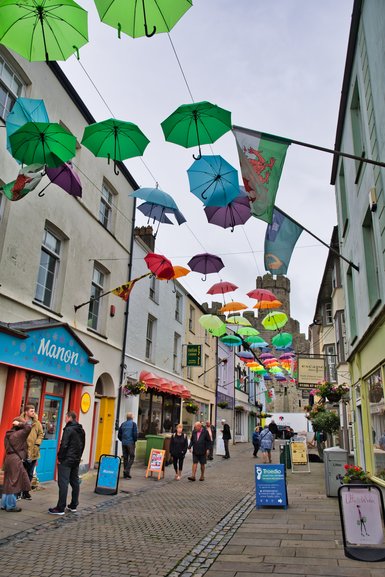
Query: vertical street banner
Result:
<box><xmin>232</xmin><ymin>126</ymin><xmax>290</xmax><ymax>224</ymax></box>
<box><xmin>264</xmin><ymin>208</ymin><xmax>303</xmax><ymax>275</ymax></box>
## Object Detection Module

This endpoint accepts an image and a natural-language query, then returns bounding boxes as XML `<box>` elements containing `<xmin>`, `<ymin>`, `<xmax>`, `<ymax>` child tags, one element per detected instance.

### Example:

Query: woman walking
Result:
<box><xmin>252</xmin><ymin>426</ymin><xmax>261</xmax><ymax>457</ymax></box>
<box><xmin>1</xmin><ymin>417</ymin><xmax>31</xmax><ymax>512</ymax></box>
<box><xmin>170</xmin><ymin>424</ymin><xmax>188</xmax><ymax>480</ymax></box>
<box><xmin>259</xmin><ymin>425</ymin><xmax>274</xmax><ymax>464</ymax></box>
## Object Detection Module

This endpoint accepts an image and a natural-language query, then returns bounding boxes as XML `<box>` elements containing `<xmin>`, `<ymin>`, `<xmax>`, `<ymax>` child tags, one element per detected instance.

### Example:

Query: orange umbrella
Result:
<box><xmin>158</xmin><ymin>265</ymin><xmax>190</xmax><ymax>280</ymax></box>
<box><xmin>253</xmin><ymin>299</ymin><xmax>282</xmax><ymax>310</ymax></box>
<box><xmin>219</xmin><ymin>301</ymin><xmax>247</xmax><ymax>313</ymax></box>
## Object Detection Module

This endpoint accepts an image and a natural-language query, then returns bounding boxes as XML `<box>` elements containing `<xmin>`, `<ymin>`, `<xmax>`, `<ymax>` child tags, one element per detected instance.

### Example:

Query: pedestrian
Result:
<box><xmin>252</xmin><ymin>426</ymin><xmax>261</xmax><ymax>457</ymax></box>
<box><xmin>118</xmin><ymin>412</ymin><xmax>138</xmax><ymax>479</ymax></box>
<box><xmin>379</xmin><ymin>431</ymin><xmax>385</xmax><ymax>451</ymax></box>
<box><xmin>221</xmin><ymin>419</ymin><xmax>231</xmax><ymax>459</ymax></box>
<box><xmin>188</xmin><ymin>422</ymin><xmax>211</xmax><ymax>481</ymax></box>
<box><xmin>1</xmin><ymin>417</ymin><xmax>31</xmax><ymax>512</ymax></box>
<box><xmin>18</xmin><ymin>404</ymin><xmax>44</xmax><ymax>500</ymax></box>
<box><xmin>259</xmin><ymin>425</ymin><xmax>274</xmax><ymax>464</ymax></box>
<box><xmin>48</xmin><ymin>411</ymin><xmax>85</xmax><ymax>515</ymax></box>
<box><xmin>268</xmin><ymin>419</ymin><xmax>279</xmax><ymax>450</ymax></box>
<box><xmin>170</xmin><ymin>424</ymin><xmax>188</xmax><ymax>480</ymax></box>
<box><xmin>205</xmin><ymin>420</ymin><xmax>216</xmax><ymax>460</ymax></box>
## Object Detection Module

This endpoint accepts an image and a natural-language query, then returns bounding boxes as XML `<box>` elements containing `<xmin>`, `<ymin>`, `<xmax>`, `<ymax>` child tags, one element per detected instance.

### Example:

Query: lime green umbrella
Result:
<box><xmin>9</xmin><ymin>122</ymin><xmax>77</xmax><ymax>168</ymax></box>
<box><xmin>262</xmin><ymin>311</ymin><xmax>288</xmax><ymax>331</ymax></box>
<box><xmin>94</xmin><ymin>0</ymin><xmax>192</xmax><ymax>38</ymax></box>
<box><xmin>81</xmin><ymin>118</ymin><xmax>150</xmax><ymax>175</ymax></box>
<box><xmin>199</xmin><ymin>314</ymin><xmax>226</xmax><ymax>337</ymax></box>
<box><xmin>237</xmin><ymin>327</ymin><xmax>260</xmax><ymax>337</ymax></box>
<box><xmin>0</xmin><ymin>0</ymin><xmax>88</xmax><ymax>62</ymax></box>
<box><xmin>161</xmin><ymin>101</ymin><xmax>232</xmax><ymax>159</ymax></box>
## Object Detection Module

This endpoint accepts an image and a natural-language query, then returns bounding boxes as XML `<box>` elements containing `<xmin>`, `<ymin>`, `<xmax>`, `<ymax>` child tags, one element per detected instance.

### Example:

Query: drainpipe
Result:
<box><xmin>114</xmin><ymin>196</ymin><xmax>137</xmax><ymax>456</ymax></box>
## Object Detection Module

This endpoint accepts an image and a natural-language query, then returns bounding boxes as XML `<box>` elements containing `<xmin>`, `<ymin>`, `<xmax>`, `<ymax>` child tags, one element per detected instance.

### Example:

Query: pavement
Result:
<box><xmin>0</xmin><ymin>444</ymin><xmax>385</xmax><ymax>577</ymax></box>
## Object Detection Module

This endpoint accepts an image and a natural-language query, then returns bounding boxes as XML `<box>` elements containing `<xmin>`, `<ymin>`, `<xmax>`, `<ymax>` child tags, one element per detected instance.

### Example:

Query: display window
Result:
<box><xmin>366</xmin><ymin>368</ymin><xmax>385</xmax><ymax>479</ymax></box>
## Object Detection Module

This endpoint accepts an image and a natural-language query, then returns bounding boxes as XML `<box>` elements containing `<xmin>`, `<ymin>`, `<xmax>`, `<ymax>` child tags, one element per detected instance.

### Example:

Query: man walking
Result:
<box><xmin>118</xmin><ymin>412</ymin><xmax>138</xmax><ymax>479</ymax></box>
<box><xmin>188</xmin><ymin>422</ymin><xmax>210</xmax><ymax>481</ymax></box>
<box><xmin>48</xmin><ymin>411</ymin><xmax>85</xmax><ymax>515</ymax></box>
<box><xmin>221</xmin><ymin>419</ymin><xmax>231</xmax><ymax>459</ymax></box>
<box><xmin>18</xmin><ymin>404</ymin><xmax>43</xmax><ymax>500</ymax></box>
<box><xmin>268</xmin><ymin>419</ymin><xmax>279</xmax><ymax>450</ymax></box>
<box><xmin>205</xmin><ymin>420</ymin><xmax>216</xmax><ymax>460</ymax></box>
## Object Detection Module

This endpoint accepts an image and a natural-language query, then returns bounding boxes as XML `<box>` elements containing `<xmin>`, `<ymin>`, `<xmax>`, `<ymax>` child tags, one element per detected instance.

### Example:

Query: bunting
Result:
<box><xmin>264</xmin><ymin>208</ymin><xmax>303</xmax><ymax>275</ymax></box>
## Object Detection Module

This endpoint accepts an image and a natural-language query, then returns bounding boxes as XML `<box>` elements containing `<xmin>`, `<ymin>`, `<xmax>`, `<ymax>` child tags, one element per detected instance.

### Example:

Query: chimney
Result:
<box><xmin>134</xmin><ymin>226</ymin><xmax>155</xmax><ymax>252</ymax></box>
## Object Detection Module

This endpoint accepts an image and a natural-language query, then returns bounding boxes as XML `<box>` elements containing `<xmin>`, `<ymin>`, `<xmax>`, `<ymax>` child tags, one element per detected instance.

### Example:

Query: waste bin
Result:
<box><xmin>162</xmin><ymin>436</ymin><xmax>172</xmax><ymax>466</ymax></box>
<box><xmin>279</xmin><ymin>440</ymin><xmax>291</xmax><ymax>469</ymax></box>
<box><xmin>324</xmin><ymin>447</ymin><xmax>348</xmax><ymax>497</ymax></box>
<box><xmin>135</xmin><ymin>439</ymin><xmax>147</xmax><ymax>463</ymax></box>
<box><xmin>145</xmin><ymin>435</ymin><xmax>165</xmax><ymax>465</ymax></box>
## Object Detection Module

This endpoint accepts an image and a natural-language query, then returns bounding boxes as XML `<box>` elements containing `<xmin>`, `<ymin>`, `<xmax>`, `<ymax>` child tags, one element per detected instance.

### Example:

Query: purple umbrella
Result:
<box><xmin>187</xmin><ymin>252</ymin><xmax>224</xmax><ymax>281</ymax></box>
<box><xmin>204</xmin><ymin>187</ymin><xmax>251</xmax><ymax>232</ymax></box>
<box><xmin>42</xmin><ymin>162</ymin><xmax>82</xmax><ymax>197</ymax></box>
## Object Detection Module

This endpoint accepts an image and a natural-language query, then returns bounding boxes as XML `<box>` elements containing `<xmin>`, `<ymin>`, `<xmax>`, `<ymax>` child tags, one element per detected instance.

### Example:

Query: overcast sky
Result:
<box><xmin>60</xmin><ymin>0</ymin><xmax>353</xmax><ymax>334</ymax></box>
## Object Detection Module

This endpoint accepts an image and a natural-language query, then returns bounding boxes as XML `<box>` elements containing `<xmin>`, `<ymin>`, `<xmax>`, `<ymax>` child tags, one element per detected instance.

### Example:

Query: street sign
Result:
<box><xmin>297</xmin><ymin>357</ymin><xmax>325</xmax><ymax>386</ymax></box>
<box><xmin>255</xmin><ymin>464</ymin><xmax>288</xmax><ymax>508</ymax></box>
<box><xmin>95</xmin><ymin>454</ymin><xmax>121</xmax><ymax>495</ymax></box>
<box><xmin>186</xmin><ymin>344</ymin><xmax>202</xmax><ymax>366</ymax></box>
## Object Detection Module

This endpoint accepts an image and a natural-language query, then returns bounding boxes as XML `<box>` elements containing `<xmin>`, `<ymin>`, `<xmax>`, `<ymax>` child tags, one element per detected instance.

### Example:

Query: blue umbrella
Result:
<box><xmin>130</xmin><ymin>186</ymin><xmax>179</xmax><ymax>210</ymax></box>
<box><xmin>187</xmin><ymin>155</ymin><xmax>239</xmax><ymax>207</ymax></box>
<box><xmin>6</xmin><ymin>97</ymin><xmax>49</xmax><ymax>156</ymax></box>
<box><xmin>137</xmin><ymin>201</ymin><xmax>186</xmax><ymax>225</ymax></box>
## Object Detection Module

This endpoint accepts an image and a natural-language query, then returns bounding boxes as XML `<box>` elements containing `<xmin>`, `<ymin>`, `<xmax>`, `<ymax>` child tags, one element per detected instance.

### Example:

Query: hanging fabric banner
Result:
<box><xmin>264</xmin><ymin>208</ymin><xmax>303</xmax><ymax>275</ymax></box>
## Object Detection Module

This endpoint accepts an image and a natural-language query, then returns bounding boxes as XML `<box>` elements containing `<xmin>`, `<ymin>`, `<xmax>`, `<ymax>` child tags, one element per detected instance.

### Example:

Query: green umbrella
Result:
<box><xmin>261</xmin><ymin>311</ymin><xmax>288</xmax><ymax>331</ymax></box>
<box><xmin>94</xmin><ymin>0</ymin><xmax>192</xmax><ymax>38</ymax></box>
<box><xmin>0</xmin><ymin>0</ymin><xmax>88</xmax><ymax>62</ymax></box>
<box><xmin>9</xmin><ymin>122</ymin><xmax>77</xmax><ymax>168</ymax></box>
<box><xmin>81</xmin><ymin>118</ymin><xmax>150</xmax><ymax>175</ymax></box>
<box><xmin>161</xmin><ymin>101</ymin><xmax>232</xmax><ymax>159</ymax></box>
<box><xmin>198</xmin><ymin>314</ymin><xmax>226</xmax><ymax>337</ymax></box>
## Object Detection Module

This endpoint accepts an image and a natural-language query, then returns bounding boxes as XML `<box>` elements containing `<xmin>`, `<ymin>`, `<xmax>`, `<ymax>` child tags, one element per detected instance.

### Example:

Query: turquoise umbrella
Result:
<box><xmin>6</xmin><ymin>97</ymin><xmax>49</xmax><ymax>156</ymax></box>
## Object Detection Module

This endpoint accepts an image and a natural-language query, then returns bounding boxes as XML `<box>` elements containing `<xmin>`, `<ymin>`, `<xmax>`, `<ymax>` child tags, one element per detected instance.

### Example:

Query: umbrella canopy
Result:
<box><xmin>9</xmin><ymin>122</ymin><xmax>77</xmax><ymax>168</ymax></box>
<box><xmin>253</xmin><ymin>299</ymin><xmax>282</xmax><ymax>310</ymax></box>
<box><xmin>198</xmin><ymin>314</ymin><xmax>226</xmax><ymax>337</ymax></box>
<box><xmin>245</xmin><ymin>335</ymin><xmax>268</xmax><ymax>345</ymax></box>
<box><xmin>261</xmin><ymin>311</ymin><xmax>288</xmax><ymax>331</ymax></box>
<box><xmin>94</xmin><ymin>0</ymin><xmax>192</xmax><ymax>38</ymax></box>
<box><xmin>187</xmin><ymin>155</ymin><xmax>239</xmax><ymax>207</ymax></box>
<box><xmin>207</xmin><ymin>281</ymin><xmax>238</xmax><ymax>295</ymax></box>
<box><xmin>259</xmin><ymin>352</ymin><xmax>275</xmax><ymax>359</ymax></box>
<box><xmin>204</xmin><ymin>186</ymin><xmax>251</xmax><ymax>232</ymax></box>
<box><xmin>130</xmin><ymin>186</ymin><xmax>178</xmax><ymax>210</ymax></box>
<box><xmin>144</xmin><ymin>252</ymin><xmax>174</xmax><ymax>280</ymax></box>
<box><xmin>226</xmin><ymin>315</ymin><xmax>251</xmax><ymax>327</ymax></box>
<box><xmin>157</xmin><ymin>265</ymin><xmax>190</xmax><ymax>280</ymax></box>
<box><xmin>161</xmin><ymin>101</ymin><xmax>232</xmax><ymax>159</ymax></box>
<box><xmin>137</xmin><ymin>203</ymin><xmax>173</xmax><ymax>225</ymax></box>
<box><xmin>220</xmin><ymin>335</ymin><xmax>242</xmax><ymax>347</ymax></box>
<box><xmin>81</xmin><ymin>118</ymin><xmax>149</xmax><ymax>175</ymax></box>
<box><xmin>220</xmin><ymin>301</ymin><xmax>247</xmax><ymax>313</ymax></box>
<box><xmin>187</xmin><ymin>252</ymin><xmax>224</xmax><ymax>281</ymax></box>
<box><xmin>6</xmin><ymin>97</ymin><xmax>49</xmax><ymax>155</ymax></box>
<box><xmin>272</xmin><ymin>332</ymin><xmax>293</xmax><ymax>348</ymax></box>
<box><xmin>236</xmin><ymin>351</ymin><xmax>254</xmax><ymax>361</ymax></box>
<box><xmin>0</xmin><ymin>0</ymin><xmax>88</xmax><ymax>62</ymax></box>
<box><xmin>236</xmin><ymin>327</ymin><xmax>260</xmax><ymax>336</ymax></box>
<box><xmin>247</xmin><ymin>288</ymin><xmax>278</xmax><ymax>301</ymax></box>
<box><xmin>45</xmin><ymin>162</ymin><xmax>82</xmax><ymax>197</ymax></box>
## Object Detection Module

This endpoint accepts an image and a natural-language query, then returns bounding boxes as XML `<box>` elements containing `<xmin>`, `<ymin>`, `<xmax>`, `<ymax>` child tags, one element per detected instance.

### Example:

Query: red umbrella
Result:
<box><xmin>144</xmin><ymin>252</ymin><xmax>174</xmax><ymax>280</ymax></box>
<box><xmin>247</xmin><ymin>288</ymin><xmax>277</xmax><ymax>301</ymax></box>
<box><xmin>207</xmin><ymin>281</ymin><xmax>238</xmax><ymax>295</ymax></box>
<box><xmin>188</xmin><ymin>252</ymin><xmax>224</xmax><ymax>281</ymax></box>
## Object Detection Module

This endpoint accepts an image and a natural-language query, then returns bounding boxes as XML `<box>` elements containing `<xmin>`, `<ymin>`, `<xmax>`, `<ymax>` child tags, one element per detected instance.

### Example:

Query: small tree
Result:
<box><xmin>311</xmin><ymin>411</ymin><xmax>340</xmax><ymax>434</ymax></box>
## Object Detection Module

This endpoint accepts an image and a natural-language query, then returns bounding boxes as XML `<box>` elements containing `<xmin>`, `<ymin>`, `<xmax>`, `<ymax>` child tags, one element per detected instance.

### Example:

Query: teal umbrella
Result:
<box><xmin>6</xmin><ymin>97</ymin><xmax>49</xmax><ymax>155</ymax></box>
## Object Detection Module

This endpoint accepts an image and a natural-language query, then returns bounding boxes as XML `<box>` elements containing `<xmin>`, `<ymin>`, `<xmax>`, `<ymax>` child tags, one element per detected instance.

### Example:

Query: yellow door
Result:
<box><xmin>95</xmin><ymin>397</ymin><xmax>115</xmax><ymax>462</ymax></box>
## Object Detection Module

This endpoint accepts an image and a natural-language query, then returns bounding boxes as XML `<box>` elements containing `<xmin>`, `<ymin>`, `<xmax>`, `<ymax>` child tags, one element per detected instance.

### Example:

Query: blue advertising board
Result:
<box><xmin>255</xmin><ymin>464</ymin><xmax>288</xmax><ymax>508</ymax></box>
<box><xmin>95</xmin><ymin>455</ymin><xmax>121</xmax><ymax>495</ymax></box>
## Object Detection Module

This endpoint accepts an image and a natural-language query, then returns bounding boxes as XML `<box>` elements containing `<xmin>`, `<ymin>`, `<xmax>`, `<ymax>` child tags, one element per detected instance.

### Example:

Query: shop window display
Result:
<box><xmin>367</xmin><ymin>368</ymin><xmax>385</xmax><ymax>477</ymax></box>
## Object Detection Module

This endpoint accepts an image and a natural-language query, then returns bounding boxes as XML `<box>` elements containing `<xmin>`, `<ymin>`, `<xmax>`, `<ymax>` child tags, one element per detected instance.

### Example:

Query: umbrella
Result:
<box><xmin>236</xmin><ymin>351</ymin><xmax>254</xmax><ymax>361</ymax></box>
<box><xmin>253</xmin><ymin>299</ymin><xmax>282</xmax><ymax>310</ymax></box>
<box><xmin>137</xmin><ymin>202</ymin><xmax>186</xmax><ymax>235</ymax></box>
<box><xmin>42</xmin><ymin>162</ymin><xmax>82</xmax><ymax>197</ymax></box>
<box><xmin>1</xmin><ymin>163</ymin><xmax>45</xmax><ymax>201</ymax></box>
<box><xmin>245</xmin><ymin>335</ymin><xmax>268</xmax><ymax>345</ymax></box>
<box><xmin>262</xmin><ymin>311</ymin><xmax>288</xmax><ymax>331</ymax></box>
<box><xmin>161</xmin><ymin>101</ymin><xmax>232</xmax><ymax>160</ymax></box>
<box><xmin>204</xmin><ymin>187</ymin><xmax>252</xmax><ymax>232</ymax></box>
<box><xmin>94</xmin><ymin>0</ymin><xmax>192</xmax><ymax>38</ymax></box>
<box><xmin>81</xmin><ymin>118</ymin><xmax>149</xmax><ymax>175</ymax></box>
<box><xmin>6</xmin><ymin>97</ymin><xmax>49</xmax><ymax>155</ymax></box>
<box><xmin>207</xmin><ymin>281</ymin><xmax>238</xmax><ymax>296</ymax></box>
<box><xmin>272</xmin><ymin>333</ymin><xmax>293</xmax><ymax>348</ymax></box>
<box><xmin>220</xmin><ymin>302</ymin><xmax>247</xmax><ymax>313</ymax></box>
<box><xmin>187</xmin><ymin>155</ymin><xmax>239</xmax><ymax>206</ymax></box>
<box><xmin>220</xmin><ymin>335</ymin><xmax>242</xmax><ymax>347</ymax></box>
<box><xmin>259</xmin><ymin>352</ymin><xmax>275</xmax><ymax>359</ymax></box>
<box><xmin>0</xmin><ymin>0</ymin><xmax>88</xmax><ymax>62</ymax></box>
<box><xmin>279</xmin><ymin>353</ymin><xmax>295</xmax><ymax>360</ymax></box>
<box><xmin>157</xmin><ymin>265</ymin><xmax>190</xmax><ymax>280</ymax></box>
<box><xmin>187</xmin><ymin>252</ymin><xmax>224</xmax><ymax>281</ymax></box>
<box><xmin>144</xmin><ymin>252</ymin><xmax>174</xmax><ymax>280</ymax></box>
<box><xmin>249</xmin><ymin>341</ymin><xmax>269</xmax><ymax>349</ymax></box>
<box><xmin>133</xmin><ymin>186</ymin><xmax>186</xmax><ymax>235</ymax></box>
<box><xmin>130</xmin><ymin>186</ymin><xmax>179</xmax><ymax>209</ymax></box>
<box><xmin>199</xmin><ymin>314</ymin><xmax>226</xmax><ymax>337</ymax></box>
<box><xmin>9</xmin><ymin>122</ymin><xmax>77</xmax><ymax>168</ymax></box>
<box><xmin>226</xmin><ymin>315</ymin><xmax>251</xmax><ymax>327</ymax></box>
<box><xmin>247</xmin><ymin>288</ymin><xmax>278</xmax><ymax>301</ymax></box>
<box><xmin>236</xmin><ymin>327</ymin><xmax>260</xmax><ymax>336</ymax></box>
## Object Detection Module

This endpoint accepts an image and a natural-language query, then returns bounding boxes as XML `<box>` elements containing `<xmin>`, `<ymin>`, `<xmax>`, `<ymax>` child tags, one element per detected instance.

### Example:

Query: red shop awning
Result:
<box><xmin>139</xmin><ymin>370</ymin><xmax>191</xmax><ymax>399</ymax></box>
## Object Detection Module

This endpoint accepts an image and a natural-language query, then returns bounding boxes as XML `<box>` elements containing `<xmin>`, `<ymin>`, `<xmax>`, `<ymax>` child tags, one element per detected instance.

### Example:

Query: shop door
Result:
<box><xmin>94</xmin><ymin>397</ymin><xmax>115</xmax><ymax>463</ymax></box>
<box><xmin>37</xmin><ymin>396</ymin><xmax>63</xmax><ymax>482</ymax></box>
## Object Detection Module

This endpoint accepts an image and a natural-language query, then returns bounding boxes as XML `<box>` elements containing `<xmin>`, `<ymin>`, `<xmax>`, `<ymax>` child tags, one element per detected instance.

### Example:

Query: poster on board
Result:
<box><xmin>255</xmin><ymin>464</ymin><xmax>288</xmax><ymax>509</ymax></box>
<box><xmin>145</xmin><ymin>449</ymin><xmax>166</xmax><ymax>480</ymax></box>
<box><xmin>95</xmin><ymin>455</ymin><xmax>121</xmax><ymax>495</ymax></box>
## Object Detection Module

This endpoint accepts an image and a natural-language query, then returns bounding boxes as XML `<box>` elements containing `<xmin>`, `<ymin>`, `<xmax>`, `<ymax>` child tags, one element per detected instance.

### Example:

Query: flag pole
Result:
<box><xmin>275</xmin><ymin>207</ymin><xmax>359</xmax><ymax>272</ymax></box>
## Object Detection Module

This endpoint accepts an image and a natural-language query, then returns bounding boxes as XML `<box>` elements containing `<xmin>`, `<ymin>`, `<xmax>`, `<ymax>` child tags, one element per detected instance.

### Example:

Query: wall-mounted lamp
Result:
<box><xmin>369</xmin><ymin>187</ymin><xmax>377</xmax><ymax>212</ymax></box>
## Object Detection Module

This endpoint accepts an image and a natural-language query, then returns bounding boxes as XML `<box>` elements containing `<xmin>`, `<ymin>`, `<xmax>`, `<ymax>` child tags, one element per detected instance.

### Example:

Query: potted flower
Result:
<box><xmin>122</xmin><ymin>381</ymin><xmax>147</xmax><ymax>396</ymax></box>
<box><xmin>184</xmin><ymin>401</ymin><xmax>199</xmax><ymax>414</ymax></box>
<box><xmin>314</xmin><ymin>381</ymin><xmax>349</xmax><ymax>403</ymax></box>
<box><xmin>338</xmin><ymin>464</ymin><xmax>371</xmax><ymax>484</ymax></box>
<box><xmin>217</xmin><ymin>401</ymin><xmax>229</xmax><ymax>409</ymax></box>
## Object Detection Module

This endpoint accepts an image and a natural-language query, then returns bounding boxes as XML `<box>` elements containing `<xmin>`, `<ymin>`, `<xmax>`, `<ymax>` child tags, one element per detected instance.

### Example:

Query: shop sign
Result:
<box><xmin>186</xmin><ymin>344</ymin><xmax>202</xmax><ymax>367</ymax></box>
<box><xmin>0</xmin><ymin>325</ymin><xmax>95</xmax><ymax>385</ymax></box>
<box><xmin>297</xmin><ymin>357</ymin><xmax>325</xmax><ymax>386</ymax></box>
<box><xmin>291</xmin><ymin>441</ymin><xmax>308</xmax><ymax>465</ymax></box>
<box><xmin>95</xmin><ymin>455</ymin><xmax>121</xmax><ymax>495</ymax></box>
<box><xmin>145</xmin><ymin>449</ymin><xmax>165</xmax><ymax>480</ymax></box>
<box><xmin>81</xmin><ymin>392</ymin><xmax>92</xmax><ymax>413</ymax></box>
<box><xmin>255</xmin><ymin>464</ymin><xmax>288</xmax><ymax>508</ymax></box>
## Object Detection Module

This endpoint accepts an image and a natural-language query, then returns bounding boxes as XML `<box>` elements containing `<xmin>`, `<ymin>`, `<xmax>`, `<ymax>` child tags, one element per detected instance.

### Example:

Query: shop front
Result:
<box><xmin>0</xmin><ymin>322</ymin><xmax>97</xmax><ymax>481</ymax></box>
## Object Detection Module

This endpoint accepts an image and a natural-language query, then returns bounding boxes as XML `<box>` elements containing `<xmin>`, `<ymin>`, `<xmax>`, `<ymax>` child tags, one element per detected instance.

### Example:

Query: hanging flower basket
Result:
<box><xmin>369</xmin><ymin>384</ymin><xmax>384</xmax><ymax>403</ymax></box>
<box><xmin>217</xmin><ymin>401</ymin><xmax>229</xmax><ymax>409</ymax></box>
<box><xmin>314</xmin><ymin>381</ymin><xmax>349</xmax><ymax>404</ymax></box>
<box><xmin>122</xmin><ymin>381</ymin><xmax>147</xmax><ymax>397</ymax></box>
<box><xmin>185</xmin><ymin>401</ymin><xmax>199</xmax><ymax>414</ymax></box>
<box><xmin>337</xmin><ymin>464</ymin><xmax>371</xmax><ymax>485</ymax></box>
<box><xmin>235</xmin><ymin>405</ymin><xmax>245</xmax><ymax>412</ymax></box>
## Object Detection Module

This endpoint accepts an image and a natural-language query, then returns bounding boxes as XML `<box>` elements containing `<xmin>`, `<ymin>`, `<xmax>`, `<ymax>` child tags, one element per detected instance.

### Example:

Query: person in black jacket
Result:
<box><xmin>188</xmin><ymin>422</ymin><xmax>211</xmax><ymax>481</ymax></box>
<box><xmin>170</xmin><ymin>424</ymin><xmax>188</xmax><ymax>480</ymax></box>
<box><xmin>48</xmin><ymin>411</ymin><xmax>85</xmax><ymax>515</ymax></box>
<box><xmin>268</xmin><ymin>419</ymin><xmax>279</xmax><ymax>450</ymax></box>
<box><xmin>221</xmin><ymin>419</ymin><xmax>231</xmax><ymax>459</ymax></box>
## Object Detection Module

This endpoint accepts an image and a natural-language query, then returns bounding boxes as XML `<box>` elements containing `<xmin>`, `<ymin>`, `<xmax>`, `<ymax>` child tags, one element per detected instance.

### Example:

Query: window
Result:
<box><xmin>35</xmin><ymin>229</ymin><xmax>61</xmax><ymax>308</ymax></box>
<box><xmin>335</xmin><ymin>310</ymin><xmax>346</xmax><ymax>364</ymax></box>
<box><xmin>350</xmin><ymin>82</ymin><xmax>366</xmax><ymax>181</ymax></box>
<box><xmin>149</xmin><ymin>275</ymin><xmax>158</xmax><ymax>302</ymax></box>
<box><xmin>0</xmin><ymin>190</ymin><xmax>4</xmax><ymax>222</ymax></box>
<box><xmin>186</xmin><ymin>342</ymin><xmax>192</xmax><ymax>380</ymax></box>
<box><xmin>338</xmin><ymin>163</ymin><xmax>349</xmax><ymax>237</ymax></box>
<box><xmin>188</xmin><ymin>305</ymin><xmax>195</xmax><ymax>333</ymax></box>
<box><xmin>366</xmin><ymin>368</ymin><xmax>385</xmax><ymax>479</ymax></box>
<box><xmin>0</xmin><ymin>55</ymin><xmax>23</xmax><ymax>120</ymax></box>
<box><xmin>175</xmin><ymin>291</ymin><xmax>182</xmax><ymax>322</ymax></box>
<box><xmin>173</xmin><ymin>333</ymin><xmax>180</xmax><ymax>373</ymax></box>
<box><xmin>145</xmin><ymin>315</ymin><xmax>156</xmax><ymax>360</ymax></box>
<box><xmin>362</xmin><ymin>210</ymin><xmax>380</xmax><ymax>311</ymax></box>
<box><xmin>88</xmin><ymin>266</ymin><xmax>105</xmax><ymax>330</ymax></box>
<box><xmin>203</xmin><ymin>354</ymin><xmax>209</xmax><ymax>386</ymax></box>
<box><xmin>99</xmin><ymin>182</ymin><xmax>113</xmax><ymax>230</ymax></box>
<box><xmin>205</xmin><ymin>329</ymin><xmax>210</xmax><ymax>346</ymax></box>
<box><xmin>346</xmin><ymin>267</ymin><xmax>357</xmax><ymax>343</ymax></box>
<box><xmin>324</xmin><ymin>302</ymin><xmax>333</xmax><ymax>325</ymax></box>
<box><xmin>324</xmin><ymin>344</ymin><xmax>337</xmax><ymax>382</ymax></box>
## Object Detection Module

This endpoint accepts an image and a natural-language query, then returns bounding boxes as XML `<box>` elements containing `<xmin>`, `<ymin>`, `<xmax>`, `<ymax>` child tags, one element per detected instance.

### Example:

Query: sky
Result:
<box><xmin>60</xmin><ymin>0</ymin><xmax>354</xmax><ymax>334</ymax></box>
